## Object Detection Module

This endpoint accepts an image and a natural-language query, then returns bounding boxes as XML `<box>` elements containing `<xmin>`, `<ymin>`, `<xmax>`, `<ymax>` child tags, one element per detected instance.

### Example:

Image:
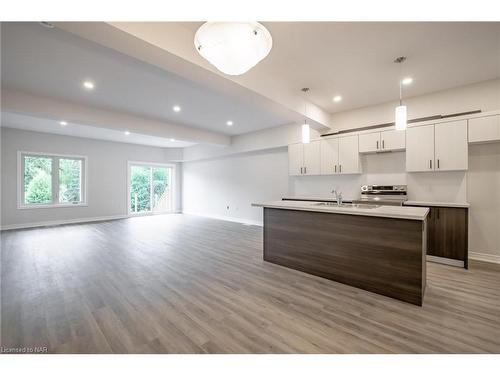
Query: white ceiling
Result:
<box><xmin>2</xmin><ymin>112</ymin><xmax>195</xmax><ymax>148</ymax></box>
<box><xmin>1</xmin><ymin>22</ymin><xmax>297</xmax><ymax>137</ymax></box>
<box><xmin>181</xmin><ymin>22</ymin><xmax>500</xmax><ymax>113</ymax></box>
<box><xmin>2</xmin><ymin>22</ymin><xmax>499</xmax><ymax>148</ymax></box>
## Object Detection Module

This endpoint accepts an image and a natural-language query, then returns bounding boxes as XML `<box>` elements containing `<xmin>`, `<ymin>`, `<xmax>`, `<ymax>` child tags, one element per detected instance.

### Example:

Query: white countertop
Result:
<box><xmin>404</xmin><ymin>200</ymin><xmax>470</xmax><ymax>208</ymax></box>
<box><xmin>252</xmin><ymin>200</ymin><xmax>429</xmax><ymax>221</ymax></box>
<box><xmin>283</xmin><ymin>196</ymin><xmax>470</xmax><ymax>209</ymax></box>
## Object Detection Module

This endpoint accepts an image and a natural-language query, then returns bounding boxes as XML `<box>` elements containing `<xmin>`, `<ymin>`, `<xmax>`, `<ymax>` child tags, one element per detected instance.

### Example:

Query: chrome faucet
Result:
<box><xmin>331</xmin><ymin>189</ymin><xmax>343</xmax><ymax>206</ymax></box>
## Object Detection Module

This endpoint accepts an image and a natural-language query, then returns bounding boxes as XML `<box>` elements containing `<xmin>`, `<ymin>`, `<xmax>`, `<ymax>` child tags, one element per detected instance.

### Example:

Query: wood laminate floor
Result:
<box><xmin>1</xmin><ymin>214</ymin><xmax>500</xmax><ymax>354</ymax></box>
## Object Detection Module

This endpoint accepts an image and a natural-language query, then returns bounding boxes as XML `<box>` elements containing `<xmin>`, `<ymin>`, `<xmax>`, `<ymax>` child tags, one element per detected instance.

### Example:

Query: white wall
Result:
<box><xmin>182</xmin><ymin>148</ymin><xmax>289</xmax><ymax>225</ymax></box>
<box><xmin>1</xmin><ymin>127</ymin><xmax>183</xmax><ymax>229</ymax></box>
<box><xmin>468</xmin><ymin>143</ymin><xmax>500</xmax><ymax>262</ymax></box>
<box><xmin>330</xmin><ymin>78</ymin><xmax>500</xmax><ymax>132</ymax></box>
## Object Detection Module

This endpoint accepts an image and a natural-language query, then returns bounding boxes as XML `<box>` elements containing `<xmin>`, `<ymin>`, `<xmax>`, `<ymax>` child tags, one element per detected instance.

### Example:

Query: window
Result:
<box><xmin>19</xmin><ymin>152</ymin><xmax>87</xmax><ymax>208</ymax></box>
<box><xmin>128</xmin><ymin>162</ymin><xmax>174</xmax><ymax>215</ymax></box>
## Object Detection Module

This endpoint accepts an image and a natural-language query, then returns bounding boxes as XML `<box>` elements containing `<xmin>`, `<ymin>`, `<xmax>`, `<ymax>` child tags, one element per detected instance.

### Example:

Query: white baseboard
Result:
<box><xmin>427</xmin><ymin>255</ymin><xmax>464</xmax><ymax>267</ymax></box>
<box><xmin>1</xmin><ymin>214</ymin><xmax>128</xmax><ymax>231</ymax></box>
<box><xmin>469</xmin><ymin>251</ymin><xmax>500</xmax><ymax>265</ymax></box>
<box><xmin>182</xmin><ymin>211</ymin><xmax>263</xmax><ymax>226</ymax></box>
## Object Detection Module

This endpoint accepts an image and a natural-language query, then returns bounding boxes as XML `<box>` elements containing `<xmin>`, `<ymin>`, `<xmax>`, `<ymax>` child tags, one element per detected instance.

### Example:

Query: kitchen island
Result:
<box><xmin>253</xmin><ymin>201</ymin><xmax>429</xmax><ymax>305</ymax></box>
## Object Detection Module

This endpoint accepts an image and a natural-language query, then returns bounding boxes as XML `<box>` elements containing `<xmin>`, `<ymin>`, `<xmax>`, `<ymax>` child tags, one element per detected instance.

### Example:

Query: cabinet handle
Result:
<box><xmin>300</xmin><ymin>167</ymin><xmax>303</xmax><ymax>174</ymax></box>
<box><xmin>437</xmin><ymin>159</ymin><xmax>440</xmax><ymax>169</ymax></box>
<box><xmin>304</xmin><ymin>166</ymin><xmax>307</xmax><ymax>174</ymax></box>
<box><xmin>382</xmin><ymin>140</ymin><xmax>385</xmax><ymax>149</ymax></box>
<box><xmin>334</xmin><ymin>165</ymin><xmax>337</xmax><ymax>173</ymax></box>
<box><xmin>376</xmin><ymin>140</ymin><xmax>379</xmax><ymax>149</ymax></box>
<box><xmin>430</xmin><ymin>160</ymin><xmax>432</xmax><ymax>169</ymax></box>
<box><xmin>339</xmin><ymin>165</ymin><xmax>342</xmax><ymax>173</ymax></box>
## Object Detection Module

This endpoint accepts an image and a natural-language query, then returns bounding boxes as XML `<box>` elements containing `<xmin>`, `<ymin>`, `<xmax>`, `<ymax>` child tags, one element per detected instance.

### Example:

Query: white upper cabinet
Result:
<box><xmin>320</xmin><ymin>136</ymin><xmax>360</xmax><ymax>175</ymax></box>
<box><xmin>288</xmin><ymin>143</ymin><xmax>303</xmax><ymax>176</ymax></box>
<box><xmin>468</xmin><ymin>115</ymin><xmax>500</xmax><ymax>143</ymax></box>
<box><xmin>406</xmin><ymin>121</ymin><xmax>468</xmax><ymax>172</ymax></box>
<box><xmin>359</xmin><ymin>129</ymin><xmax>405</xmax><ymax>153</ymax></box>
<box><xmin>359</xmin><ymin>132</ymin><xmax>380</xmax><ymax>153</ymax></box>
<box><xmin>406</xmin><ymin>125</ymin><xmax>435</xmax><ymax>172</ymax></box>
<box><xmin>320</xmin><ymin>138</ymin><xmax>339</xmax><ymax>175</ymax></box>
<box><xmin>303</xmin><ymin>141</ymin><xmax>321</xmax><ymax>175</ymax></box>
<box><xmin>338</xmin><ymin>135</ymin><xmax>361</xmax><ymax>174</ymax></box>
<box><xmin>434</xmin><ymin>120</ymin><xmax>468</xmax><ymax>171</ymax></box>
<box><xmin>288</xmin><ymin>141</ymin><xmax>321</xmax><ymax>176</ymax></box>
<box><xmin>381</xmin><ymin>129</ymin><xmax>406</xmax><ymax>151</ymax></box>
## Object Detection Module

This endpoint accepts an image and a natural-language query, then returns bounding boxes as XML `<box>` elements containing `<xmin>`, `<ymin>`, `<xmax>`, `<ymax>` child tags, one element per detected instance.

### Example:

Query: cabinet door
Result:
<box><xmin>381</xmin><ymin>129</ymin><xmax>406</xmax><ymax>151</ymax></box>
<box><xmin>406</xmin><ymin>125</ymin><xmax>434</xmax><ymax>172</ymax></box>
<box><xmin>435</xmin><ymin>120</ymin><xmax>468</xmax><ymax>171</ymax></box>
<box><xmin>468</xmin><ymin>115</ymin><xmax>500</xmax><ymax>143</ymax></box>
<box><xmin>338</xmin><ymin>135</ymin><xmax>360</xmax><ymax>174</ymax></box>
<box><xmin>303</xmin><ymin>141</ymin><xmax>321</xmax><ymax>175</ymax></box>
<box><xmin>320</xmin><ymin>138</ymin><xmax>339</xmax><ymax>175</ymax></box>
<box><xmin>431</xmin><ymin>207</ymin><xmax>468</xmax><ymax>262</ymax></box>
<box><xmin>359</xmin><ymin>132</ymin><xmax>380</xmax><ymax>153</ymax></box>
<box><xmin>288</xmin><ymin>143</ymin><xmax>303</xmax><ymax>176</ymax></box>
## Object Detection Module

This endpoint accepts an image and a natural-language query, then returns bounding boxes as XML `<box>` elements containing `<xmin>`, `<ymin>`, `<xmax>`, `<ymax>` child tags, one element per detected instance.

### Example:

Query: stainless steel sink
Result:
<box><xmin>314</xmin><ymin>202</ymin><xmax>381</xmax><ymax>209</ymax></box>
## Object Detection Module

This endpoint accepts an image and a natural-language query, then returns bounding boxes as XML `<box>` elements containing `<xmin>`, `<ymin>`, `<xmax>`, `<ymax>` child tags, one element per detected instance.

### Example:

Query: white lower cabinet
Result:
<box><xmin>320</xmin><ymin>135</ymin><xmax>360</xmax><ymax>175</ymax></box>
<box><xmin>468</xmin><ymin>115</ymin><xmax>500</xmax><ymax>143</ymax></box>
<box><xmin>288</xmin><ymin>141</ymin><xmax>321</xmax><ymax>176</ymax></box>
<box><xmin>406</xmin><ymin>120</ymin><xmax>468</xmax><ymax>172</ymax></box>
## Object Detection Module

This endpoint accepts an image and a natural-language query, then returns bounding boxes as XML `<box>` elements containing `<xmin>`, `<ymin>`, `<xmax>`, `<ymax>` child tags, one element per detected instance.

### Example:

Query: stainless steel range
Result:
<box><xmin>359</xmin><ymin>185</ymin><xmax>407</xmax><ymax>206</ymax></box>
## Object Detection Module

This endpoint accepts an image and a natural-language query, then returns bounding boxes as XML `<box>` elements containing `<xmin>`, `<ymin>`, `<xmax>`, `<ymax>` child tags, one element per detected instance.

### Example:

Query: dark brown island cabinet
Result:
<box><xmin>257</xmin><ymin>203</ymin><xmax>429</xmax><ymax>306</ymax></box>
<box><xmin>404</xmin><ymin>204</ymin><xmax>469</xmax><ymax>269</ymax></box>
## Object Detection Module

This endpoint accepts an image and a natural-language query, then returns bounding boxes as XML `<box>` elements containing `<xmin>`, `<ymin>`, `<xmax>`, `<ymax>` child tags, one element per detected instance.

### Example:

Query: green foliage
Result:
<box><xmin>25</xmin><ymin>169</ymin><xmax>52</xmax><ymax>204</ymax></box>
<box><xmin>59</xmin><ymin>159</ymin><xmax>81</xmax><ymax>203</ymax></box>
<box><xmin>130</xmin><ymin>166</ymin><xmax>151</xmax><ymax>212</ymax></box>
<box><xmin>130</xmin><ymin>166</ymin><xmax>170</xmax><ymax>212</ymax></box>
<box><xmin>24</xmin><ymin>156</ymin><xmax>82</xmax><ymax>205</ymax></box>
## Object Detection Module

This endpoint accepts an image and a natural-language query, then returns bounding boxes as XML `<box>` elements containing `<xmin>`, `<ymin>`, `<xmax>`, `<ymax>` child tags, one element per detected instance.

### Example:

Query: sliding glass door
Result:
<box><xmin>129</xmin><ymin>163</ymin><xmax>174</xmax><ymax>215</ymax></box>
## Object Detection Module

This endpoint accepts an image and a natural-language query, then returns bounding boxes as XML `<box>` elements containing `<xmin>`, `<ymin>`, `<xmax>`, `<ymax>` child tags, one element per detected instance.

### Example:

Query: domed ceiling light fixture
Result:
<box><xmin>301</xmin><ymin>88</ymin><xmax>311</xmax><ymax>144</ymax></box>
<box><xmin>194</xmin><ymin>22</ymin><xmax>273</xmax><ymax>76</ymax></box>
<box><xmin>394</xmin><ymin>56</ymin><xmax>408</xmax><ymax>131</ymax></box>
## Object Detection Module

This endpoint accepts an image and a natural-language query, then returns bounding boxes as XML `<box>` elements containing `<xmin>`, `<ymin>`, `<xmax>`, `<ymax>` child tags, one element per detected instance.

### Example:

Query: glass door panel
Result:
<box><xmin>130</xmin><ymin>165</ymin><xmax>151</xmax><ymax>213</ymax></box>
<box><xmin>152</xmin><ymin>167</ymin><xmax>172</xmax><ymax>213</ymax></box>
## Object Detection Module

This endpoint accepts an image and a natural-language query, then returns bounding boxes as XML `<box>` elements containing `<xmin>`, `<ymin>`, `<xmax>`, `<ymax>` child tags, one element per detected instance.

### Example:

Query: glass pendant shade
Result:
<box><xmin>302</xmin><ymin>123</ymin><xmax>310</xmax><ymax>144</ymax></box>
<box><xmin>194</xmin><ymin>22</ymin><xmax>273</xmax><ymax>76</ymax></box>
<box><xmin>395</xmin><ymin>105</ymin><xmax>407</xmax><ymax>131</ymax></box>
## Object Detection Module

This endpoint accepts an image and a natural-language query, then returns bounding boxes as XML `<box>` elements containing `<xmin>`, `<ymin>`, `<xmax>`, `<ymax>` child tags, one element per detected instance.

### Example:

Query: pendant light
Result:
<box><xmin>194</xmin><ymin>22</ymin><xmax>273</xmax><ymax>76</ymax></box>
<box><xmin>301</xmin><ymin>88</ymin><xmax>310</xmax><ymax>144</ymax></box>
<box><xmin>394</xmin><ymin>56</ymin><xmax>407</xmax><ymax>131</ymax></box>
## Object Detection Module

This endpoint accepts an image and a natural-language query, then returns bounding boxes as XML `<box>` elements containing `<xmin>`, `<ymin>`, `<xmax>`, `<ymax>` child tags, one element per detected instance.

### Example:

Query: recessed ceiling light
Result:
<box><xmin>59</xmin><ymin>121</ymin><xmax>67</xmax><ymax>126</ymax></box>
<box><xmin>333</xmin><ymin>95</ymin><xmax>342</xmax><ymax>102</ymax></box>
<box><xmin>170</xmin><ymin>138</ymin><xmax>176</xmax><ymax>142</ymax></box>
<box><xmin>173</xmin><ymin>105</ymin><xmax>181</xmax><ymax>112</ymax></box>
<box><xmin>82</xmin><ymin>80</ymin><xmax>95</xmax><ymax>90</ymax></box>
<box><xmin>124</xmin><ymin>131</ymin><xmax>130</xmax><ymax>136</ymax></box>
<box><xmin>402</xmin><ymin>77</ymin><xmax>413</xmax><ymax>85</ymax></box>
<box><xmin>226</xmin><ymin>120</ymin><xmax>234</xmax><ymax>126</ymax></box>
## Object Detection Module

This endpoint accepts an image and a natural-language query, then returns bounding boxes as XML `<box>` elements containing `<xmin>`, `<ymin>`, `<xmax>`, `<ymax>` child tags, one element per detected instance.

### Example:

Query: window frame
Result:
<box><xmin>17</xmin><ymin>151</ymin><xmax>88</xmax><ymax>209</ymax></box>
<box><xmin>127</xmin><ymin>161</ymin><xmax>176</xmax><ymax>216</ymax></box>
